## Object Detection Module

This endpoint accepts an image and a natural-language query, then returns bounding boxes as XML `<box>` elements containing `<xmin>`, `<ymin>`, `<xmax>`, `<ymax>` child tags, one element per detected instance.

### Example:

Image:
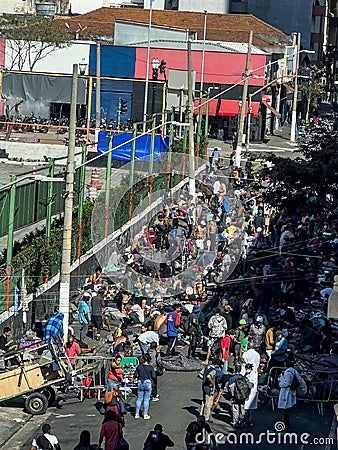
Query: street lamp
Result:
<box><xmin>79</xmin><ymin>58</ymin><xmax>87</xmax><ymax>76</ymax></box>
<box><xmin>152</xmin><ymin>58</ymin><xmax>160</xmax><ymax>80</ymax></box>
<box><xmin>151</xmin><ymin>58</ymin><xmax>160</xmax><ymax>117</ymax></box>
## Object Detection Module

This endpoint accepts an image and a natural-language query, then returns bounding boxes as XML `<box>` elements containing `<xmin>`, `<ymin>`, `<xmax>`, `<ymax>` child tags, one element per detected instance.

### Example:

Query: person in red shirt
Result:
<box><xmin>64</xmin><ymin>335</ymin><xmax>81</xmax><ymax>369</ymax></box>
<box><xmin>220</xmin><ymin>330</ymin><xmax>236</xmax><ymax>375</ymax></box>
<box><xmin>99</xmin><ymin>410</ymin><xmax>123</xmax><ymax>450</ymax></box>
<box><xmin>106</xmin><ymin>355</ymin><xmax>124</xmax><ymax>392</ymax></box>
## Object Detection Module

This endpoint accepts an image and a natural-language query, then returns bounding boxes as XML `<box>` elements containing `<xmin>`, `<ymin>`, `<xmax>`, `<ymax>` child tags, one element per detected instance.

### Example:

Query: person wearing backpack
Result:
<box><xmin>30</xmin><ymin>423</ymin><xmax>61</xmax><ymax>450</ymax></box>
<box><xmin>227</xmin><ymin>364</ymin><xmax>252</xmax><ymax>428</ymax></box>
<box><xmin>143</xmin><ymin>424</ymin><xmax>174</xmax><ymax>450</ymax></box>
<box><xmin>198</xmin><ymin>358</ymin><xmax>221</xmax><ymax>422</ymax></box>
<box><xmin>278</xmin><ymin>359</ymin><xmax>301</xmax><ymax>427</ymax></box>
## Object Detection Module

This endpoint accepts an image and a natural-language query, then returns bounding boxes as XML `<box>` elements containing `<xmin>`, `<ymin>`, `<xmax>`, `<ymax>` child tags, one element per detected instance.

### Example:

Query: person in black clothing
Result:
<box><xmin>0</xmin><ymin>327</ymin><xmax>14</xmax><ymax>352</ymax></box>
<box><xmin>143</xmin><ymin>424</ymin><xmax>174</xmax><ymax>450</ymax></box>
<box><xmin>185</xmin><ymin>415</ymin><xmax>216</xmax><ymax>450</ymax></box>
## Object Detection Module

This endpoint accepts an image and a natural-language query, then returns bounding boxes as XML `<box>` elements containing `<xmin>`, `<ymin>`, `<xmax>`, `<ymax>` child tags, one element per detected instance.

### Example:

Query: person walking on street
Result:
<box><xmin>78</xmin><ymin>293</ymin><xmax>91</xmax><ymax>347</ymax></box>
<box><xmin>91</xmin><ymin>288</ymin><xmax>106</xmax><ymax>341</ymax></box>
<box><xmin>143</xmin><ymin>424</ymin><xmax>174</xmax><ymax>450</ymax></box>
<box><xmin>165</xmin><ymin>304</ymin><xmax>181</xmax><ymax>356</ymax></box>
<box><xmin>134</xmin><ymin>355</ymin><xmax>157</xmax><ymax>419</ymax></box>
<box><xmin>278</xmin><ymin>360</ymin><xmax>302</xmax><ymax>427</ymax></box>
<box><xmin>30</xmin><ymin>423</ymin><xmax>61</xmax><ymax>450</ymax></box>
<box><xmin>98</xmin><ymin>410</ymin><xmax>126</xmax><ymax>450</ymax></box>
<box><xmin>244</xmin><ymin>363</ymin><xmax>258</xmax><ymax>427</ymax></box>
<box><xmin>205</xmin><ymin>308</ymin><xmax>227</xmax><ymax>364</ymax></box>
<box><xmin>198</xmin><ymin>358</ymin><xmax>221</xmax><ymax>422</ymax></box>
<box><xmin>227</xmin><ymin>364</ymin><xmax>252</xmax><ymax>428</ymax></box>
<box><xmin>185</xmin><ymin>416</ymin><xmax>216</xmax><ymax>450</ymax></box>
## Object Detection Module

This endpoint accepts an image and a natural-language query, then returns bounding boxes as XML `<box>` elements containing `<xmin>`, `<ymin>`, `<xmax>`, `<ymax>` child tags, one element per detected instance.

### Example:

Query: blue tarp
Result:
<box><xmin>97</xmin><ymin>132</ymin><xmax>169</xmax><ymax>162</ymax></box>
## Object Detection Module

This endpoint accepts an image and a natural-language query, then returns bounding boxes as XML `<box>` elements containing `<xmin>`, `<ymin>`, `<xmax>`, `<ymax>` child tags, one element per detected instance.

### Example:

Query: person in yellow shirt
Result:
<box><xmin>265</xmin><ymin>324</ymin><xmax>276</xmax><ymax>360</ymax></box>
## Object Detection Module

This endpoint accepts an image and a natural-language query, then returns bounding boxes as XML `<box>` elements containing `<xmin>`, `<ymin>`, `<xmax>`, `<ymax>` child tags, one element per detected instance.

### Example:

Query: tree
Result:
<box><xmin>0</xmin><ymin>16</ymin><xmax>70</xmax><ymax>71</ymax></box>
<box><xmin>298</xmin><ymin>65</ymin><xmax>325</xmax><ymax>122</ymax></box>
<box><xmin>259</xmin><ymin>120</ymin><xmax>338</xmax><ymax>214</ymax></box>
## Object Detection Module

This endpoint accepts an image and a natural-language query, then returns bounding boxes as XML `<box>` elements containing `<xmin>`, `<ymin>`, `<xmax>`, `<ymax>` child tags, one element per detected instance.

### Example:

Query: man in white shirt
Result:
<box><xmin>30</xmin><ymin>423</ymin><xmax>61</xmax><ymax>450</ymax></box>
<box><xmin>243</xmin><ymin>342</ymin><xmax>260</xmax><ymax>371</ymax></box>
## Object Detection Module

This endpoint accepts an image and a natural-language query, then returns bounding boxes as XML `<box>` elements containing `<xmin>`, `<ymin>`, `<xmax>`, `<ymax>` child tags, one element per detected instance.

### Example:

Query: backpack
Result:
<box><xmin>290</xmin><ymin>371</ymin><xmax>300</xmax><ymax>391</ymax></box>
<box><xmin>211</xmin><ymin>337</ymin><xmax>222</xmax><ymax>358</ymax></box>
<box><xmin>36</xmin><ymin>435</ymin><xmax>53</xmax><ymax>450</ymax></box>
<box><xmin>202</xmin><ymin>365</ymin><xmax>215</xmax><ymax>395</ymax></box>
<box><xmin>158</xmin><ymin>322</ymin><xmax>168</xmax><ymax>339</ymax></box>
<box><xmin>233</xmin><ymin>375</ymin><xmax>252</xmax><ymax>401</ymax></box>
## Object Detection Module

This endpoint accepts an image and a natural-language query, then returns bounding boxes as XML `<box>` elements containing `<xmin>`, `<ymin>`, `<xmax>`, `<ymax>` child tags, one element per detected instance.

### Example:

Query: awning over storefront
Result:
<box><xmin>193</xmin><ymin>99</ymin><xmax>218</xmax><ymax>116</ymax></box>
<box><xmin>218</xmin><ymin>100</ymin><xmax>260</xmax><ymax>118</ymax></box>
<box><xmin>262</xmin><ymin>100</ymin><xmax>281</xmax><ymax>118</ymax></box>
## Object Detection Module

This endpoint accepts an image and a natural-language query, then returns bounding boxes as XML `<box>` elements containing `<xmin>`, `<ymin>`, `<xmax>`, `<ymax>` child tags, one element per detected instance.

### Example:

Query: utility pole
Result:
<box><xmin>59</xmin><ymin>63</ymin><xmax>78</xmax><ymax>342</ymax></box>
<box><xmin>143</xmin><ymin>0</ymin><xmax>153</xmax><ymax>132</ymax></box>
<box><xmin>95</xmin><ymin>41</ymin><xmax>101</xmax><ymax>129</ymax></box>
<box><xmin>290</xmin><ymin>32</ymin><xmax>301</xmax><ymax>143</ymax></box>
<box><xmin>45</xmin><ymin>158</ymin><xmax>55</xmax><ymax>246</ymax></box>
<box><xmin>5</xmin><ymin>175</ymin><xmax>16</xmax><ymax>311</ymax></box>
<box><xmin>235</xmin><ymin>30</ymin><xmax>253</xmax><ymax>168</ymax></box>
<box><xmin>187</xmin><ymin>36</ymin><xmax>195</xmax><ymax>200</ymax></box>
<box><xmin>104</xmin><ymin>134</ymin><xmax>113</xmax><ymax>238</ymax></box>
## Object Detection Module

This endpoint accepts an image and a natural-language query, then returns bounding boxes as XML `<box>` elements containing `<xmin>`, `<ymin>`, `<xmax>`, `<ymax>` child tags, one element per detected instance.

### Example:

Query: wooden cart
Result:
<box><xmin>0</xmin><ymin>340</ymin><xmax>68</xmax><ymax>415</ymax></box>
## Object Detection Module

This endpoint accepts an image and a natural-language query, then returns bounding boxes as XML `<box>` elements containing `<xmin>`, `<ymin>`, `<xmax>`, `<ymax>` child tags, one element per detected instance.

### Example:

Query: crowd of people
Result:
<box><xmin>3</xmin><ymin>147</ymin><xmax>338</xmax><ymax>449</ymax></box>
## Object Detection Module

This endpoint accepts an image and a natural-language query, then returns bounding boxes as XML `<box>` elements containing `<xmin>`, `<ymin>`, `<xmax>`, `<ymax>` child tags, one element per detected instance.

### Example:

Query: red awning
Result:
<box><xmin>262</xmin><ymin>100</ymin><xmax>281</xmax><ymax>118</ymax></box>
<box><xmin>193</xmin><ymin>99</ymin><xmax>218</xmax><ymax>116</ymax></box>
<box><xmin>218</xmin><ymin>100</ymin><xmax>260</xmax><ymax>118</ymax></box>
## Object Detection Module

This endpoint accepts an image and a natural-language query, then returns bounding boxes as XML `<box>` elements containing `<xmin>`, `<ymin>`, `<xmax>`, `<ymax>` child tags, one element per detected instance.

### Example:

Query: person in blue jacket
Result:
<box><xmin>165</xmin><ymin>304</ymin><xmax>181</xmax><ymax>356</ymax></box>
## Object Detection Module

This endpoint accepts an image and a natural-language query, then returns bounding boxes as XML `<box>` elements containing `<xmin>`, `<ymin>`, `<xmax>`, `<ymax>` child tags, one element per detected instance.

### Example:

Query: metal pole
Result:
<box><xmin>200</xmin><ymin>10</ymin><xmax>207</xmax><ymax>95</ymax></box>
<box><xmin>246</xmin><ymin>95</ymin><xmax>252</xmax><ymax>151</ymax></box>
<box><xmin>95</xmin><ymin>42</ymin><xmax>101</xmax><ymax>129</ymax></box>
<box><xmin>45</xmin><ymin>158</ymin><xmax>55</xmax><ymax>245</ymax></box>
<box><xmin>187</xmin><ymin>37</ymin><xmax>195</xmax><ymax>200</ymax></box>
<box><xmin>143</xmin><ymin>0</ymin><xmax>153</xmax><ymax>132</ymax></box>
<box><xmin>85</xmin><ymin>76</ymin><xmax>93</xmax><ymax>144</ymax></box>
<box><xmin>204</xmin><ymin>91</ymin><xmax>209</xmax><ymax>145</ymax></box>
<box><xmin>117</xmin><ymin>98</ymin><xmax>121</xmax><ymax>130</ymax></box>
<box><xmin>77</xmin><ymin>144</ymin><xmax>87</xmax><ymax>260</ymax></box>
<box><xmin>128</xmin><ymin>124</ymin><xmax>137</xmax><ymax>221</ymax></box>
<box><xmin>59</xmin><ymin>63</ymin><xmax>78</xmax><ymax>342</ymax></box>
<box><xmin>148</xmin><ymin>115</ymin><xmax>156</xmax><ymax>207</ymax></box>
<box><xmin>5</xmin><ymin>175</ymin><xmax>16</xmax><ymax>311</ymax></box>
<box><xmin>104</xmin><ymin>134</ymin><xmax>113</xmax><ymax>238</ymax></box>
<box><xmin>235</xmin><ymin>30</ymin><xmax>253</xmax><ymax>168</ymax></box>
<box><xmin>167</xmin><ymin>107</ymin><xmax>175</xmax><ymax>189</ymax></box>
<box><xmin>179</xmin><ymin>86</ymin><xmax>184</xmax><ymax>139</ymax></box>
<box><xmin>291</xmin><ymin>32</ymin><xmax>301</xmax><ymax>143</ymax></box>
<box><xmin>161</xmin><ymin>81</ymin><xmax>166</xmax><ymax>136</ymax></box>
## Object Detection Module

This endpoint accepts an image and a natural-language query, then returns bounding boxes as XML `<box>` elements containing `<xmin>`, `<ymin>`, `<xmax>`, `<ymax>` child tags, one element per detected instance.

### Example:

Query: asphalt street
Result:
<box><xmin>2</xmin><ymin>370</ymin><xmax>334</xmax><ymax>450</ymax></box>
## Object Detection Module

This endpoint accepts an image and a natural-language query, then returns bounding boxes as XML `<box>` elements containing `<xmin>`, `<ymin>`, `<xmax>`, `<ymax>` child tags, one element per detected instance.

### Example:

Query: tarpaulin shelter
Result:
<box><xmin>97</xmin><ymin>131</ymin><xmax>169</xmax><ymax>162</ymax></box>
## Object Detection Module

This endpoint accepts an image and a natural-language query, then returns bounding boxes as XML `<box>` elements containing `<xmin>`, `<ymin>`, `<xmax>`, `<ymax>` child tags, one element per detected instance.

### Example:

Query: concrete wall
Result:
<box><xmin>0</xmin><ymin>0</ymin><xmax>34</xmax><ymax>14</ymax></box>
<box><xmin>114</xmin><ymin>21</ymin><xmax>189</xmax><ymax>45</ymax></box>
<box><xmin>5</xmin><ymin>40</ymin><xmax>91</xmax><ymax>75</ymax></box>
<box><xmin>179</xmin><ymin>0</ymin><xmax>229</xmax><ymax>13</ymax></box>
<box><xmin>247</xmin><ymin>0</ymin><xmax>313</xmax><ymax>49</ymax></box>
<box><xmin>0</xmin><ymin>141</ymin><xmax>83</xmax><ymax>163</ymax></box>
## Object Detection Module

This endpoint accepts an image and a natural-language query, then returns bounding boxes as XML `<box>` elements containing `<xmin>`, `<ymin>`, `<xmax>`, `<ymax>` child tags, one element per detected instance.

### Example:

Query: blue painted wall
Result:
<box><xmin>89</xmin><ymin>44</ymin><xmax>136</xmax><ymax>78</ymax></box>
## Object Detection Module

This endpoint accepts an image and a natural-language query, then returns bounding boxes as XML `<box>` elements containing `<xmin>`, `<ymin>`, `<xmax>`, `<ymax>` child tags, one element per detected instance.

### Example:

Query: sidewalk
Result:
<box><xmin>207</xmin><ymin>124</ymin><xmax>298</xmax><ymax>161</ymax></box>
<box><xmin>0</xmin><ymin>326</ymin><xmax>112</xmax><ymax>449</ymax></box>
